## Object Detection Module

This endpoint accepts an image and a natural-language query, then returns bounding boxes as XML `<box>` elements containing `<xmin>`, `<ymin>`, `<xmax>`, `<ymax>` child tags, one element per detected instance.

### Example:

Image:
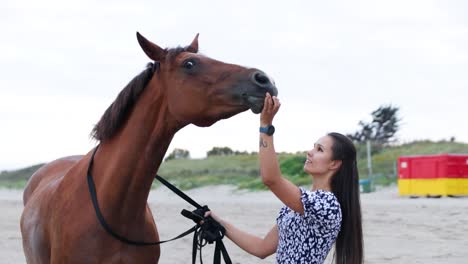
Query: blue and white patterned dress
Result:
<box><xmin>276</xmin><ymin>187</ymin><xmax>342</xmax><ymax>264</ymax></box>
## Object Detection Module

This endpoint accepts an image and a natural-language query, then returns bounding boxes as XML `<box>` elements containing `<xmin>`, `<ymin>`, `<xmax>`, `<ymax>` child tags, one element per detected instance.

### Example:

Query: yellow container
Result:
<box><xmin>398</xmin><ymin>178</ymin><xmax>468</xmax><ymax>196</ymax></box>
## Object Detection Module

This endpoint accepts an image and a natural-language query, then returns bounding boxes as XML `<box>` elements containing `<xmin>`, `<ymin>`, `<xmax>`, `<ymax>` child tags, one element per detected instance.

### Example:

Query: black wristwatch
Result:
<box><xmin>259</xmin><ymin>125</ymin><xmax>275</xmax><ymax>136</ymax></box>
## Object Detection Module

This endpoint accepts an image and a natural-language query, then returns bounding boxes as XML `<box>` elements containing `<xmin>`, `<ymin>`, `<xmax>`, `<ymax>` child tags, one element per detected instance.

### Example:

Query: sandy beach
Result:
<box><xmin>1</xmin><ymin>185</ymin><xmax>467</xmax><ymax>264</ymax></box>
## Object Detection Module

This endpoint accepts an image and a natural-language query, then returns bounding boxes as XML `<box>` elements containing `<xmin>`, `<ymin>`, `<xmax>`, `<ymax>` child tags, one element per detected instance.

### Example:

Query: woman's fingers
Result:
<box><xmin>268</xmin><ymin>94</ymin><xmax>273</xmax><ymax>112</ymax></box>
<box><xmin>272</xmin><ymin>96</ymin><xmax>281</xmax><ymax>112</ymax></box>
<box><xmin>199</xmin><ymin>211</ymin><xmax>212</xmax><ymax>225</ymax></box>
<box><xmin>264</xmin><ymin>93</ymin><xmax>271</xmax><ymax>111</ymax></box>
<box><xmin>261</xmin><ymin>93</ymin><xmax>280</xmax><ymax>125</ymax></box>
<box><xmin>266</xmin><ymin>93</ymin><xmax>275</xmax><ymax>112</ymax></box>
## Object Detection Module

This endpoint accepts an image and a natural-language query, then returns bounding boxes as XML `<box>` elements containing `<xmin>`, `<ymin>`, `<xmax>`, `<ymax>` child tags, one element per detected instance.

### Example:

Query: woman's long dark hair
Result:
<box><xmin>328</xmin><ymin>132</ymin><xmax>363</xmax><ymax>264</ymax></box>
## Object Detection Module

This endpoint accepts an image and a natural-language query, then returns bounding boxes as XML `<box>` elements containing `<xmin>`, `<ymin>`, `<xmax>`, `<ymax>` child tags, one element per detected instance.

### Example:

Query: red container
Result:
<box><xmin>398</xmin><ymin>154</ymin><xmax>468</xmax><ymax>179</ymax></box>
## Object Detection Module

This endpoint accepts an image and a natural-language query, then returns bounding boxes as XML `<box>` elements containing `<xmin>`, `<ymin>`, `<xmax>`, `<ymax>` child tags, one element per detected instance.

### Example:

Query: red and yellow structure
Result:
<box><xmin>398</xmin><ymin>154</ymin><xmax>468</xmax><ymax>196</ymax></box>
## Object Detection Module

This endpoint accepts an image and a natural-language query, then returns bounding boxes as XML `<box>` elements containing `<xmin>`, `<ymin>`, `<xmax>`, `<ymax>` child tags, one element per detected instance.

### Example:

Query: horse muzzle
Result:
<box><xmin>243</xmin><ymin>70</ymin><xmax>278</xmax><ymax>114</ymax></box>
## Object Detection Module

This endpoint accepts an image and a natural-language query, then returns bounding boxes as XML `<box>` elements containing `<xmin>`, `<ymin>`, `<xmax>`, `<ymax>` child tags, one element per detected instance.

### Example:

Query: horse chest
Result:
<box><xmin>52</xmin><ymin>229</ymin><xmax>160</xmax><ymax>263</ymax></box>
<box><xmin>45</xmin><ymin>182</ymin><xmax>160</xmax><ymax>262</ymax></box>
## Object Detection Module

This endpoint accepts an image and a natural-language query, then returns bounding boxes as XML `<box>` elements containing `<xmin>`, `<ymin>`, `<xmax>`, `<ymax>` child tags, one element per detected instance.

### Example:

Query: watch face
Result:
<box><xmin>260</xmin><ymin>125</ymin><xmax>275</xmax><ymax>135</ymax></box>
<box><xmin>267</xmin><ymin>125</ymin><xmax>275</xmax><ymax>135</ymax></box>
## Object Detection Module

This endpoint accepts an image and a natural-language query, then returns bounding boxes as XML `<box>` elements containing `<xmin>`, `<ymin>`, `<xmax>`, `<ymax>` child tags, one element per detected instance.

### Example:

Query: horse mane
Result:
<box><xmin>91</xmin><ymin>63</ymin><xmax>155</xmax><ymax>141</ymax></box>
<box><xmin>91</xmin><ymin>46</ymin><xmax>195</xmax><ymax>141</ymax></box>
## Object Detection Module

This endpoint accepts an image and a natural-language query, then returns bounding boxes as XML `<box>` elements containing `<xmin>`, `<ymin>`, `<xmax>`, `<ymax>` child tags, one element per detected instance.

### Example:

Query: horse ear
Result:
<box><xmin>136</xmin><ymin>32</ymin><xmax>165</xmax><ymax>61</ymax></box>
<box><xmin>187</xmin><ymin>33</ymin><xmax>199</xmax><ymax>53</ymax></box>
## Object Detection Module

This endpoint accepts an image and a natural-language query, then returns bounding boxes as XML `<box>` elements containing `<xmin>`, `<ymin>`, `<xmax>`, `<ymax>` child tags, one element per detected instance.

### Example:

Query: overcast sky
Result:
<box><xmin>1</xmin><ymin>0</ymin><xmax>467</xmax><ymax>170</ymax></box>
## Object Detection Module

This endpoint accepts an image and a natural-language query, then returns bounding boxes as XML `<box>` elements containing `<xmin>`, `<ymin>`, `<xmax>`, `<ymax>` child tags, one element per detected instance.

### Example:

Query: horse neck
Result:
<box><xmin>93</xmin><ymin>77</ymin><xmax>185</xmax><ymax>223</ymax></box>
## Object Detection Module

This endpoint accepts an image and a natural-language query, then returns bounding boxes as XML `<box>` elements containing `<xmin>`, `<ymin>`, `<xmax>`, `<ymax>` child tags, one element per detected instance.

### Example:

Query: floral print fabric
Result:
<box><xmin>276</xmin><ymin>188</ymin><xmax>342</xmax><ymax>264</ymax></box>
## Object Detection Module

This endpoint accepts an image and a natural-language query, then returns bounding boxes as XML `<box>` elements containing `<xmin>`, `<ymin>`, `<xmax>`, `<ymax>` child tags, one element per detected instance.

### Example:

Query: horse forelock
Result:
<box><xmin>166</xmin><ymin>46</ymin><xmax>197</xmax><ymax>63</ymax></box>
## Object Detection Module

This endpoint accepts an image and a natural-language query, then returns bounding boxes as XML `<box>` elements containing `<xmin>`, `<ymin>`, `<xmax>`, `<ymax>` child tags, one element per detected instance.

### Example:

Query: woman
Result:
<box><xmin>207</xmin><ymin>93</ymin><xmax>364</xmax><ymax>264</ymax></box>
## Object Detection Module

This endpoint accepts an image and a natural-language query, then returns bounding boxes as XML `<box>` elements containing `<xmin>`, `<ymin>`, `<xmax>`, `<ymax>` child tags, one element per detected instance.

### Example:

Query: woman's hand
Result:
<box><xmin>201</xmin><ymin>211</ymin><xmax>222</xmax><ymax>225</ymax></box>
<box><xmin>192</xmin><ymin>96</ymin><xmax>283</xmax><ymax>259</ymax></box>
<box><xmin>203</xmin><ymin>210</ymin><xmax>279</xmax><ymax>259</ymax></box>
<box><xmin>205</xmin><ymin>211</ymin><xmax>220</xmax><ymax>221</ymax></box>
<box><xmin>260</xmin><ymin>93</ymin><xmax>281</xmax><ymax>127</ymax></box>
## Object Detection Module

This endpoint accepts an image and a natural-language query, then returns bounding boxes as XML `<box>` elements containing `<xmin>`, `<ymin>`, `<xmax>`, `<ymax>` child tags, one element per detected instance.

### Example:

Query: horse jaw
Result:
<box><xmin>192</xmin><ymin>107</ymin><xmax>250</xmax><ymax>127</ymax></box>
<box><xmin>242</xmin><ymin>95</ymin><xmax>265</xmax><ymax>114</ymax></box>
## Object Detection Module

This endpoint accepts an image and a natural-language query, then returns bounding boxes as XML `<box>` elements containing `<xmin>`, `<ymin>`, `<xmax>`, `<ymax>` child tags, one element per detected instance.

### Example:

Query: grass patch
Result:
<box><xmin>1</xmin><ymin>141</ymin><xmax>467</xmax><ymax>190</ymax></box>
<box><xmin>0</xmin><ymin>179</ymin><xmax>28</xmax><ymax>189</ymax></box>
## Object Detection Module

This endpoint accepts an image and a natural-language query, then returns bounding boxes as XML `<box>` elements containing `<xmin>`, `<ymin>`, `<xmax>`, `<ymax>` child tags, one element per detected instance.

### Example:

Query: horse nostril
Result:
<box><xmin>251</xmin><ymin>71</ymin><xmax>271</xmax><ymax>87</ymax></box>
<box><xmin>254</xmin><ymin>72</ymin><xmax>269</xmax><ymax>85</ymax></box>
<box><xmin>249</xmin><ymin>70</ymin><xmax>278</xmax><ymax>96</ymax></box>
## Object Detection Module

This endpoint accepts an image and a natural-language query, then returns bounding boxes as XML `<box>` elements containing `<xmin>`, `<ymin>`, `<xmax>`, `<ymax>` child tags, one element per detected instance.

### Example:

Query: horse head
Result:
<box><xmin>136</xmin><ymin>32</ymin><xmax>278</xmax><ymax>127</ymax></box>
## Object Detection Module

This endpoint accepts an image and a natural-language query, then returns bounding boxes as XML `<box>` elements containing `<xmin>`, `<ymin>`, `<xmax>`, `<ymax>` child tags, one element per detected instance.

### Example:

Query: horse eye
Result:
<box><xmin>183</xmin><ymin>60</ymin><xmax>196</xmax><ymax>70</ymax></box>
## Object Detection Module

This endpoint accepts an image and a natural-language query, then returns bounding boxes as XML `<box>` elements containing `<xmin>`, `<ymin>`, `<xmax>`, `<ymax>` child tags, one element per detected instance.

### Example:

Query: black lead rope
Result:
<box><xmin>156</xmin><ymin>176</ymin><xmax>231</xmax><ymax>264</ymax></box>
<box><xmin>87</xmin><ymin>145</ymin><xmax>232</xmax><ymax>264</ymax></box>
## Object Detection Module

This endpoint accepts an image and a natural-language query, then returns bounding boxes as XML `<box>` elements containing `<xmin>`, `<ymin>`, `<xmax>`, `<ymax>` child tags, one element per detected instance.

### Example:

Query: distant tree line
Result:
<box><xmin>164</xmin><ymin>148</ymin><xmax>190</xmax><ymax>161</ymax></box>
<box><xmin>164</xmin><ymin>146</ymin><xmax>258</xmax><ymax>161</ymax></box>
<box><xmin>165</xmin><ymin>105</ymin><xmax>403</xmax><ymax>161</ymax></box>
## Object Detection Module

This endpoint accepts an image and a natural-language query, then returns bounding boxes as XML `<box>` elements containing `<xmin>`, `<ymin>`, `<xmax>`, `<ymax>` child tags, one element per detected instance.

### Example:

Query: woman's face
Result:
<box><xmin>303</xmin><ymin>135</ymin><xmax>336</xmax><ymax>176</ymax></box>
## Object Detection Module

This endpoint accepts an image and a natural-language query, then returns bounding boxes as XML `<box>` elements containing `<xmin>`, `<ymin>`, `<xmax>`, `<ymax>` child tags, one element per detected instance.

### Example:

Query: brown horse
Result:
<box><xmin>20</xmin><ymin>33</ymin><xmax>277</xmax><ymax>263</ymax></box>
